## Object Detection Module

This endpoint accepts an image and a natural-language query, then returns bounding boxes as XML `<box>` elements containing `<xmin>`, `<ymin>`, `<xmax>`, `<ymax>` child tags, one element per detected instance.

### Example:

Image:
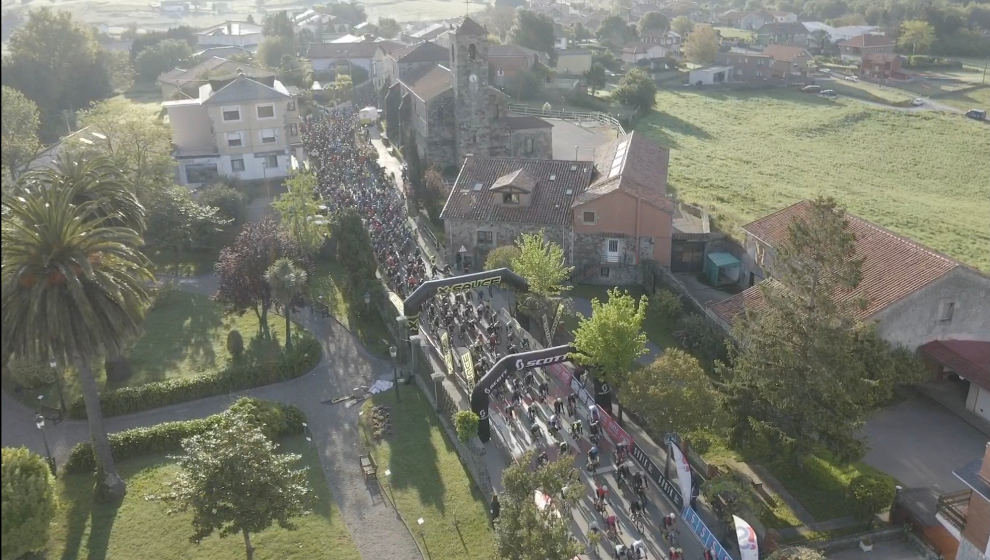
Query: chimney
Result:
<box><xmin>979</xmin><ymin>442</ymin><xmax>990</xmax><ymax>482</ymax></box>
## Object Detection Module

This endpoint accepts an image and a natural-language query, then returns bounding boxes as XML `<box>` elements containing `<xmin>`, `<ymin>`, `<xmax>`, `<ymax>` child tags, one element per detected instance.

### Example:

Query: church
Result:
<box><xmin>382</xmin><ymin>17</ymin><xmax>553</xmax><ymax>173</ymax></box>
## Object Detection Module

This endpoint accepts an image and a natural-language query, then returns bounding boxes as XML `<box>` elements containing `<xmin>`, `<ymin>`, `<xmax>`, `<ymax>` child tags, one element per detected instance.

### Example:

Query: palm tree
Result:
<box><xmin>264</xmin><ymin>258</ymin><xmax>307</xmax><ymax>350</ymax></box>
<box><xmin>2</xmin><ymin>165</ymin><xmax>152</xmax><ymax>499</ymax></box>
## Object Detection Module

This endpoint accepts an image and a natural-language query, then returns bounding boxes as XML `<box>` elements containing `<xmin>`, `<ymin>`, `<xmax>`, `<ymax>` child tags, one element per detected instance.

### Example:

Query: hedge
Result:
<box><xmin>68</xmin><ymin>334</ymin><xmax>321</xmax><ymax>418</ymax></box>
<box><xmin>64</xmin><ymin>397</ymin><xmax>305</xmax><ymax>474</ymax></box>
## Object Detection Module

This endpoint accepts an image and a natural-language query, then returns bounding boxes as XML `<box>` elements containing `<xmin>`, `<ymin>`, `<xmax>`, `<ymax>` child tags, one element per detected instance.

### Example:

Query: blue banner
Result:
<box><xmin>682</xmin><ymin>506</ymin><xmax>735</xmax><ymax>560</ymax></box>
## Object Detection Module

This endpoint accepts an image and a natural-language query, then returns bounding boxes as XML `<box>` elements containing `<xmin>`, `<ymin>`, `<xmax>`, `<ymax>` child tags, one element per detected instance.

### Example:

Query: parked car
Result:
<box><xmin>801</xmin><ymin>84</ymin><xmax>822</xmax><ymax>93</ymax></box>
<box><xmin>844</xmin><ymin>75</ymin><xmax>859</xmax><ymax>82</ymax></box>
<box><xmin>912</xmin><ymin>98</ymin><xmax>925</xmax><ymax>106</ymax></box>
<box><xmin>966</xmin><ymin>109</ymin><xmax>987</xmax><ymax>121</ymax></box>
<box><xmin>820</xmin><ymin>89</ymin><xmax>837</xmax><ymax>98</ymax></box>
<box><xmin>820</xmin><ymin>67</ymin><xmax>831</xmax><ymax>73</ymax></box>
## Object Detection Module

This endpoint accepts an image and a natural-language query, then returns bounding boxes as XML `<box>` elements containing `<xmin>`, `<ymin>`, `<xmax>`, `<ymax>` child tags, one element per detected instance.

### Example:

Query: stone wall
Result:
<box><xmin>446</xmin><ymin>218</ymin><xmax>568</xmax><ymax>271</ymax></box>
<box><xmin>572</xmin><ymin>231</ymin><xmax>646</xmax><ymax>285</ymax></box>
<box><xmin>509</xmin><ymin>127</ymin><xmax>552</xmax><ymax>159</ymax></box>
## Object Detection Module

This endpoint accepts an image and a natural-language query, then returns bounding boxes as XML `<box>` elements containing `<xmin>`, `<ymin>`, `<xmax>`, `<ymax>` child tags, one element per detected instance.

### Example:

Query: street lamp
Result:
<box><xmin>49</xmin><ymin>358</ymin><xmax>66</xmax><ymax>418</ymax></box>
<box><xmin>34</xmin><ymin>414</ymin><xmax>55</xmax><ymax>475</ymax></box>
<box><xmin>364</xmin><ymin>292</ymin><xmax>371</xmax><ymax>307</ymax></box>
<box><xmin>389</xmin><ymin>345</ymin><xmax>399</xmax><ymax>401</ymax></box>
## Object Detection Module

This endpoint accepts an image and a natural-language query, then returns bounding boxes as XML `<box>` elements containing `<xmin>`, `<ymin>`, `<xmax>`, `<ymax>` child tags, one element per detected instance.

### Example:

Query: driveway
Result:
<box><xmin>545</xmin><ymin>118</ymin><xmax>616</xmax><ymax>161</ymax></box>
<box><xmin>860</xmin><ymin>395</ymin><xmax>988</xmax><ymax>492</ymax></box>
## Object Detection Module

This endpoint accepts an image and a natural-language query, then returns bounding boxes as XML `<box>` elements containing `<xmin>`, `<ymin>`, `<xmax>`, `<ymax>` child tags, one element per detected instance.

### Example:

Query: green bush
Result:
<box><xmin>64</xmin><ymin>398</ymin><xmax>304</xmax><ymax>474</ymax></box>
<box><xmin>197</xmin><ymin>183</ymin><xmax>247</xmax><ymax>224</ymax></box>
<box><xmin>2</xmin><ymin>447</ymin><xmax>57</xmax><ymax>559</ymax></box>
<box><xmin>905</xmin><ymin>55</ymin><xmax>963</xmax><ymax>69</ymax></box>
<box><xmin>226</xmin><ymin>329</ymin><xmax>244</xmax><ymax>361</ymax></box>
<box><xmin>651</xmin><ymin>289</ymin><xmax>683</xmax><ymax>323</ymax></box>
<box><xmin>4</xmin><ymin>356</ymin><xmax>57</xmax><ymax>389</ymax></box>
<box><xmin>848</xmin><ymin>473</ymin><xmax>895</xmax><ymax>520</ymax></box>
<box><xmin>68</xmin><ymin>334</ymin><xmax>320</xmax><ymax>418</ymax></box>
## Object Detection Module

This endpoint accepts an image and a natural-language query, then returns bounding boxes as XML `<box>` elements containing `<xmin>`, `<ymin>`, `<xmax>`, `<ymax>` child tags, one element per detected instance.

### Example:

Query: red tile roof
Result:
<box><xmin>576</xmin><ymin>131</ymin><xmax>673</xmax><ymax>213</ymax></box>
<box><xmin>710</xmin><ymin>200</ymin><xmax>966</xmax><ymax>324</ymax></box>
<box><xmin>920</xmin><ymin>340</ymin><xmax>990</xmax><ymax>389</ymax></box>
<box><xmin>762</xmin><ymin>44</ymin><xmax>810</xmax><ymax>62</ymax></box>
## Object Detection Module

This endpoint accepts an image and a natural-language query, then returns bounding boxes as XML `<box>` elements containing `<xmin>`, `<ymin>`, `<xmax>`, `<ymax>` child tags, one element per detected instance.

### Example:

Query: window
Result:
<box><xmin>288</xmin><ymin>123</ymin><xmax>298</xmax><ymax>137</ymax></box>
<box><xmin>600</xmin><ymin>267</ymin><xmax>610</xmax><ymax>278</ymax></box>
<box><xmin>256</xmin><ymin>104</ymin><xmax>275</xmax><ymax>119</ymax></box>
<box><xmin>755</xmin><ymin>242</ymin><xmax>766</xmax><ymax>266</ymax></box>
<box><xmin>525</xmin><ymin>137</ymin><xmax>534</xmax><ymax>154</ymax></box>
<box><xmin>583</xmin><ymin>211</ymin><xmax>596</xmax><ymax>224</ymax></box>
<box><xmin>226</xmin><ymin>132</ymin><xmax>243</xmax><ymax>147</ymax></box>
<box><xmin>263</xmin><ymin>155</ymin><xmax>279</xmax><ymax>168</ymax></box>
<box><xmin>231</xmin><ymin>158</ymin><xmax>245</xmax><ymax>172</ymax></box>
<box><xmin>286</xmin><ymin>100</ymin><xmax>296</xmax><ymax>112</ymax></box>
<box><xmin>608</xmin><ymin>239</ymin><xmax>619</xmax><ymax>253</ymax></box>
<box><xmin>502</xmin><ymin>192</ymin><xmax>519</xmax><ymax>205</ymax></box>
<box><xmin>185</xmin><ymin>163</ymin><xmax>218</xmax><ymax>184</ymax></box>
<box><xmin>939</xmin><ymin>301</ymin><xmax>955</xmax><ymax>323</ymax></box>
<box><xmin>477</xmin><ymin>231</ymin><xmax>493</xmax><ymax>244</ymax></box>
<box><xmin>468</xmin><ymin>43</ymin><xmax>477</xmax><ymax>61</ymax></box>
<box><xmin>222</xmin><ymin>106</ymin><xmax>240</xmax><ymax>121</ymax></box>
<box><xmin>260</xmin><ymin>129</ymin><xmax>277</xmax><ymax>144</ymax></box>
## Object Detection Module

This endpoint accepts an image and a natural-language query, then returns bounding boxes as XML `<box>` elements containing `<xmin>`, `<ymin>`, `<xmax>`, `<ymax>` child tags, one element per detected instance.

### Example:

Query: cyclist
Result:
<box><xmin>631</xmin><ymin>539</ymin><xmax>646</xmax><ymax>559</ymax></box>
<box><xmin>616</xmin><ymin>461</ymin><xmax>631</xmax><ymax>485</ymax></box>
<box><xmin>554</xmin><ymin>397</ymin><xmax>565</xmax><ymax>416</ymax></box>
<box><xmin>605</xmin><ymin>513</ymin><xmax>619</xmax><ymax>539</ymax></box>
<box><xmin>595</xmin><ymin>483</ymin><xmax>609</xmax><ymax>504</ymax></box>
<box><xmin>571</xmin><ymin>419</ymin><xmax>583</xmax><ymax>437</ymax></box>
<box><xmin>527</xmin><ymin>404</ymin><xmax>538</xmax><ymax>423</ymax></box>
<box><xmin>587</xmin><ymin>446</ymin><xmax>600</xmax><ymax>471</ymax></box>
<box><xmin>589</xmin><ymin>419</ymin><xmax>601</xmax><ymax>443</ymax></box>
<box><xmin>615</xmin><ymin>441</ymin><xmax>628</xmax><ymax>463</ymax></box>
<box><xmin>629</xmin><ymin>497</ymin><xmax>643</xmax><ymax>519</ymax></box>
<box><xmin>558</xmin><ymin>440</ymin><xmax>569</xmax><ymax>456</ymax></box>
<box><xmin>548</xmin><ymin>414</ymin><xmax>561</xmax><ymax>434</ymax></box>
<box><xmin>536</xmin><ymin>450</ymin><xmax>549</xmax><ymax>466</ymax></box>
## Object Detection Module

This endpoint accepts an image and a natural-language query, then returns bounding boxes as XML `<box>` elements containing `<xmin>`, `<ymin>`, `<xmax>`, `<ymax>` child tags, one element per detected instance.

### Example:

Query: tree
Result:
<box><xmin>624</xmin><ymin>349</ymin><xmax>721</xmax><ymax>438</ymax></box>
<box><xmin>725</xmin><ymin>197</ymin><xmax>910</xmax><ymax>461</ymax></box>
<box><xmin>76</xmin><ymin>97</ymin><xmax>175</xmax><ymax>203</ymax></box>
<box><xmin>1</xmin><ymin>447</ymin><xmax>57</xmax><ymax>559</ymax></box>
<box><xmin>584</xmin><ymin>64</ymin><xmax>607</xmax><ymax>95</ymax></box>
<box><xmin>265</xmin><ymin>258</ymin><xmax>307</xmax><ymax>350</ymax></box>
<box><xmin>257</xmin><ymin>36</ymin><xmax>294</xmax><ymax>70</ymax></box>
<box><xmin>1</xmin><ymin>86</ymin><xmax>41</xmax><ymax>179</ymax></box>
<box><xmin>378</xmin><ymin>17</ymin><xmax>401</xmax><ymax>39</ymax></box>
<box><xmin>509</xmin><ymin>10</ymin><xmax>556</xmax><ymax>59</ymax></box>
<box><xmin>272</xmin><ymin>170</ymin><xmax>326</xmax><ymax>256</ymax></box>
<box><xmin>328</xmin><ymin>1</ymin><xmax>366</xmax><ymax>26</ymax></box>
<box><xmin>810</xmin><ymin>28</ymin><xmax>830</xmax><ymax>53</ymax></box>
<box><xmin>570</xmin><ymin>22</ymin><xmax>592</xmax><ymax>42</ymax></box>
<box><xmin>611</xmin><ymin>68</ymin><xmax>657</xmax><ymax>112</ymax></box>
<box><xmin>899</xmin><ymin>20</ymin><xmax>935</xmax><ymax>54</ymax></box>
<box><xmin>596</xmin><ymin>15</ymin><xmax>638</xmax><ymax>48</ymax></box>
<box><xmin>262</xmin><ymin>11</ymin><xmax>294</xmax><ymax>41</ymax></box>
<box><xmin>163</xmin><ymin>412</ymin><xmax>311</xmax><ymax>560</ymax></box>
<box><xmin>129</xmin><ymin>25</ymin><xmax>196</xmax><ymax>61</ymax></box>
<box><xmin>684</xmin><ymin>25</ymin><xmax>719</xmax><ymax>65</ymax></box>
<box><xmin>510</xmin><ymin>232</ymin><xmax>573</xmax><ymax>344</ymax></box>
<box><xmin>145</xmin><ymin>186</ymin><xmax>229</xmax><ymax>265</ymax></box>
<box><xmin>330</xmin><ymin>209</ymin><xmax>377</xmax><ymax>295</ymax></box>
<box><xmin>198</xmin><ymin>183</ymin><xmax>247</xmax><ymax>225</ymax></box>
<box><xmin>479</xmin><ymin>4</ymin><xmax>517</xmax><ymax>41</ymax></box>
<box><xmin>485</xmin><ymin>245</ymin><xmax>522</xmax><ymax>271</ymax></box>
<box><xmin>638</xmin><ymin>11</ymin><xmax>670</xmax><ymax>36</ymax></box>
<box><xmin>570</xmin><ymin>289</ymin><xmax>648</xmax><ymax>422</ymax></box>
<box><xmin>848</xmin><ymin>473</ymin><xmax>895</xmax><ymax>520</ymax></box>
<box><xmin>134</xmin><ymin>39</ymin><xmax>192</xmax><ymax>82</ymax></box>
<box><xmin>495</xmin><ymin>451</ymin><xmax>584</xmax><ymax>560</ymax></box>
<box><xmin>1</xmin><ymin>8</ymin><xmax>112</xmax><ymax>141</ymax></box>
<box><xmin>453</xmin><ymin>410</ymin><xmax>481</xmax><ymax>442</ymax></box>
<box><xmin>671</xmin><ymin>15</ymin><xmax>694</xmax><ymax>37</ymax></box>
<box><xmin>2</xmin><ymin>161</ymin><xmax>153</xmax><ymax>498</ymax></box>
<box><xmin>215</xmin><ymin>218</ymin><xmax>301</xmax><ymax>335</ymax></box>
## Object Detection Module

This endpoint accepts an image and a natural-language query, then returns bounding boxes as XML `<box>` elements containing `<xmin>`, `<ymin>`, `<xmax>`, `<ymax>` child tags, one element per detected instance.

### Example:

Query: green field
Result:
<box><xmin>361</xmin><ymin>390</ymin><xmax>495</xmax><ymax>560</ymax></box>
<box><xmin>46</xmin><ymin>435</ymin><xmax>360</xmax><ymax>560</ymax></box>
<box><xmin>714</xmin><ymin>26</ymin><xmax>755</xmax><ymax>41</ymax></box>
<box><xmin>936</xmin><ymin>85</ymin><xmax>990</xmax><ymax>111</ymax></box>
<box><xmin>638</xmin><ymin>89</ymin><xmax>990</xmax><ymax>270</ymax></box>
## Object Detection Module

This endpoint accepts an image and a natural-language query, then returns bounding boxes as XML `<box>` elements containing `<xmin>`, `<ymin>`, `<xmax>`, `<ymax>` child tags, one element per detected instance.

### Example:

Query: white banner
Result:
<box><xmin>670</xmin><ymin>442</ymin><xmax>692</xmax><ymax>509</ymax></box>
<box><xmin>733</xmin><ymin>515</ymin><xmax>759</xmax><ymax>560</ymax></box>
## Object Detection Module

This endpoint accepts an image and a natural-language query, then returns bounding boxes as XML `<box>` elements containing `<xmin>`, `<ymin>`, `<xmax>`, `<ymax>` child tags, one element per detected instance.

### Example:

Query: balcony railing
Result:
<box><xmin>937</xmin><ymin>490</ymin><xmax>971</xmax><ymax>531</ymax></box>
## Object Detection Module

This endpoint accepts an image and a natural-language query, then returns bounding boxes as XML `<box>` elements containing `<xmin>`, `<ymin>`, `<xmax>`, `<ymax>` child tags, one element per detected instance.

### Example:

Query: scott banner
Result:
<box><xmin>470</xmin><ymin>345</ymin><xmax>574</xmax><ymax>442</ymax></box>
<box><xmin>670</xmin><ymin>442</ymin><xmax>693</xmax><ymax>512</ymax></box>
<box><xmin>734</xmin><ymin>515</ymin><xmax>759</xmax><ymax>560</ymax></box>
<box><xmin>400</xmin><ymin>268</ymin><xmax>529</xmax><ymax>334</ymax></box>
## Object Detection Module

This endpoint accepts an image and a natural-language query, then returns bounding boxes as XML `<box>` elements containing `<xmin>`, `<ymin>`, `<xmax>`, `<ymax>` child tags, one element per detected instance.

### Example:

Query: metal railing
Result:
<box><xmin>936</xmin><ymin>489</ymin><xmax>970</xmax><ymax>531</ymax></box>
<box><xmin>507</xmin><ymin>103</ymin><xmax>626</xmax><ymax>135</ymax></box>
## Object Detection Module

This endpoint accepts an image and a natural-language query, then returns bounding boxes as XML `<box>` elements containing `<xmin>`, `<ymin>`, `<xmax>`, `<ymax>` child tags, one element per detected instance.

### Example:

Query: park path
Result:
<box><xmin>0</xmin><ymin>275</ymin><xmax>422</xmax><ymax>560</ymax></box>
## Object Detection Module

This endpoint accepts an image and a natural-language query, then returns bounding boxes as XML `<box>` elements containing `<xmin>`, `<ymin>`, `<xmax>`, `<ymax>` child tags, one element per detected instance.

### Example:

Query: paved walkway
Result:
<box><xmin>1</xmin><ymin>278</ymin><xmax>422</xmax><ymax>560</ymax></box>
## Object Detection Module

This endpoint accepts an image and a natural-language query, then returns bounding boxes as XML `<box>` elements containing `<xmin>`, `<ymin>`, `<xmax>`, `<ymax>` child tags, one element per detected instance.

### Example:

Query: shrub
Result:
<box><xmin>226</xmin><ymin>329</ymin><xmax>244</xmax><ymax>361</ymax></box>
<box><xmin>2</xmin><ymin>447</ymin><xmax>57</xmax><ymax>559</ymax></box>
<box><xmin>848</xmin><ymin>473</ymin><xmax>896</xmax><ymax>520</ymax></box>
<box><xmin>675</xmin><ymin>314</ymin><xmax>728</xmax><ymax>364</ymax></box>
<box><xmin>4</xmin><ymin>356</ymin><xmax>57</xmax><ymax>389</ymax></box>
<box><xmin>64</xmin><ymin>398</ymin><xmax>304</xmax><ymax>474</ymax></box>
<box><xmin>198</xmin><ymin>183</ymin><xmax>246</xmax><ymax>224</ymax></box>
<box><xmin>68</xmin><ymin>334</ymin><xmax>320</xmax><ymax>418</ymax></box>
<box><xmin>651</xmin><ymin>289</ymin><xmax>683</xmax><ymax>323</ymax></box>
<box><xmin>767</xmin><ymin>547</ymin><xmax>825</xmax><ymax>560</ymax></box>
<box><xmin>452</xmin><ymin>410</ymin><xmax>480</xmax><ymax>443</ymax></box>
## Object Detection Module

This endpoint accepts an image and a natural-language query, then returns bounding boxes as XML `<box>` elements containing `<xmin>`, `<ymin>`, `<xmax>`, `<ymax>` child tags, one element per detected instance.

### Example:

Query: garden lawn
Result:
<box><xmin>361</xmin><ymin>390</ymin><xmax>495</xmax><ymax>560</ymax></box>
<box><xmin>46</xmin><ymin>435</ymin><xmax>360</xmax><ymax>560</ymax></box>
<box><xmin>935</xmin><ymin>85</ymin><xmax>990</xmax><ymax>111</ymax></box>
<box><xmin>7</xmin><ymin>290</ymin><xmax>291</xmax><ymax>407</ymax></box>
<box><xmin>827</xmin><ymin>79</ymin><xmax>915</xmax><ymax>105</ymax></box>
<box><xmin>638</xmin><ymin>89</ymin><xmax>990</xmax><ymax>270</ymax></box>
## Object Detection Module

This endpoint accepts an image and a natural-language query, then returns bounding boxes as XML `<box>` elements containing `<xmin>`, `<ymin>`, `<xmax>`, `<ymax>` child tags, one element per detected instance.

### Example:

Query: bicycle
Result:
<box><xmin>631</xmin><ymin>511</ymin><xmax>646</xmax><ymax>533</ymax></box>
<box><xmin>594</xmin><ymin>496</ymin><xmax>607</xmax><ymax>516</ymax></box>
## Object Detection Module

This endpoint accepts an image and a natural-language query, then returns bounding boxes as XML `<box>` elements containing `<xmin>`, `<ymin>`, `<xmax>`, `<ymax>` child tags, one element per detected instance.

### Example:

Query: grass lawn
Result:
<box><xmin>637</xmin><ymin>88</ymin><xmax>990</xmax><ymax>270</ymax></box>
<box><xmin>714</xmin><ymin>26</ymin><xmax>755</xmax><ymax>41</ymax></box>
<box><xmin>46</xmin><ymin>435</ymin><xmax>360</xmax><ymax>560</ymax></box>
<box><xmin>309</xmin><ymin>260</ymin><xmax>392</xmax><ymax>357</ymax></box>
<box><xmin>3</xmin><ymin>290</ymin><xmax>290</xmax><ymax>407</ymax></box>
<box><xmin>827</xmin><ymin>79</ymin><xmax>915</xmax><ymax>105</ymax></box>
<box><xmin>935</xmin><ymin>85</ymin><xmax>990</xmax><ymax>111</ymax></box>
<box><xmin>149</xmin><ymin>248</ymin><xmax>223</xmax><ymax>277</ymax></box>
<box><xmin>360</xmin><ymin>390</ymin><xmax>495</xmax><ymax>560</ymax></box>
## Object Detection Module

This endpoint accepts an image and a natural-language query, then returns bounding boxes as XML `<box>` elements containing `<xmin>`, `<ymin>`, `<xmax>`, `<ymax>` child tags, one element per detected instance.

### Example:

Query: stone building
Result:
<box><xmin>440</xmin><ymin>132</ymin><xmax>673</xmax><ymax>284</ymax></box>
<box><xmin>382</xmin><ymin>18</ymin><xmax>552</xmax><ymax>171</ymax></box>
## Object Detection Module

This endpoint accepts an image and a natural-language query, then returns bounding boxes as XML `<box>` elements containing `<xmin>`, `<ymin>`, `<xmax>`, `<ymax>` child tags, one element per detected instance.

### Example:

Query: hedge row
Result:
<box><xmin>64</xmin><ymin>397</ymin><xmax>305</xmax><ymax>474</ymax></box>
<box><xmin>69</xmin><ymin>335</ymin><xmax>321</xmax><ymax>418</ymax></box>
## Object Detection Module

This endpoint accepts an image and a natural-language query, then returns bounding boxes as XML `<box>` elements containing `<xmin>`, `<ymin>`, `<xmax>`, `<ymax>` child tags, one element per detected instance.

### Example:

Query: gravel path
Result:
<box><xmin>1</xmin><ymin>276</ymin><xmax>422</xmax><ymax>560</ymax></box>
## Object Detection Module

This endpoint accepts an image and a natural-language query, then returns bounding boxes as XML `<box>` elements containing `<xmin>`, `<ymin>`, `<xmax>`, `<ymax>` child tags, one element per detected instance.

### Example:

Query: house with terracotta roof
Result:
<box><xmin>709</xmin><ymin>201</ymin><xmax>990</xmax><ymax>415</ymax></box>
<box><xmin>762</xmin><ymin>44</ymin><xmax>812</xmax><ymax>78</ymax></box>
<box><xmin>860</xmin><ymin>52</ymin><xmax>903</xmax><ymax>80</ymax></box>
<box><xmin>838</xmin><ymin>33</ymin><xmax>895</xmax><ymax>62</ymax></box>
<box><xmin>308</xmin><ymin>40</ymin><xmax>404</xmax><ymax>75</ymax></box>
<box><xmin>440</xmin><ymin>132</ymin><xmax>673</xmax><ymax>283</ymax></box>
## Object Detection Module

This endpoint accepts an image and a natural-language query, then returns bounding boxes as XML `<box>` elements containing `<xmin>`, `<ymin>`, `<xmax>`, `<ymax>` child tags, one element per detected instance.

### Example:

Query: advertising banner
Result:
<box><xmin>670</xmin><ymin>442</ymin><xmax>693</xmax><ymax>512</ymax></box>
<box><xmin>461</xmin><ymin>351</ymin><xmax>475</xmax><ymax>387</ymax></box>
<box><xmin>683</xmin><ymin>507</ymin><xmax>735</xmax><ymax>560</ymax></box>
<box><xmin>733</xmin><ymin>515</ymin><xmax>759</xmax><ymax>560</ymax></box>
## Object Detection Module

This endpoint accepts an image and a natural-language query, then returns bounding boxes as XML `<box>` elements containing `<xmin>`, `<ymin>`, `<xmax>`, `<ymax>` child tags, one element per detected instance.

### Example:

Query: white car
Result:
<box><xmin>912</xmin><ymin>98</ymin><xmax>925</xmax><ymax>106</ymax></box>
<box><xmin>844</xmin><ymin>75</ymin><xmax>859</xmax><ymax>82</ymax></box>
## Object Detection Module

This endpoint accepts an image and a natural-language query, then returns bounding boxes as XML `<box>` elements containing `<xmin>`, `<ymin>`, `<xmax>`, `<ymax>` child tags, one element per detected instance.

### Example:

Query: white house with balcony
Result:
<box><xmin>162</xmin><ymin>73</ymin><xmax>304</xmax><ymax>186</ymax></box>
